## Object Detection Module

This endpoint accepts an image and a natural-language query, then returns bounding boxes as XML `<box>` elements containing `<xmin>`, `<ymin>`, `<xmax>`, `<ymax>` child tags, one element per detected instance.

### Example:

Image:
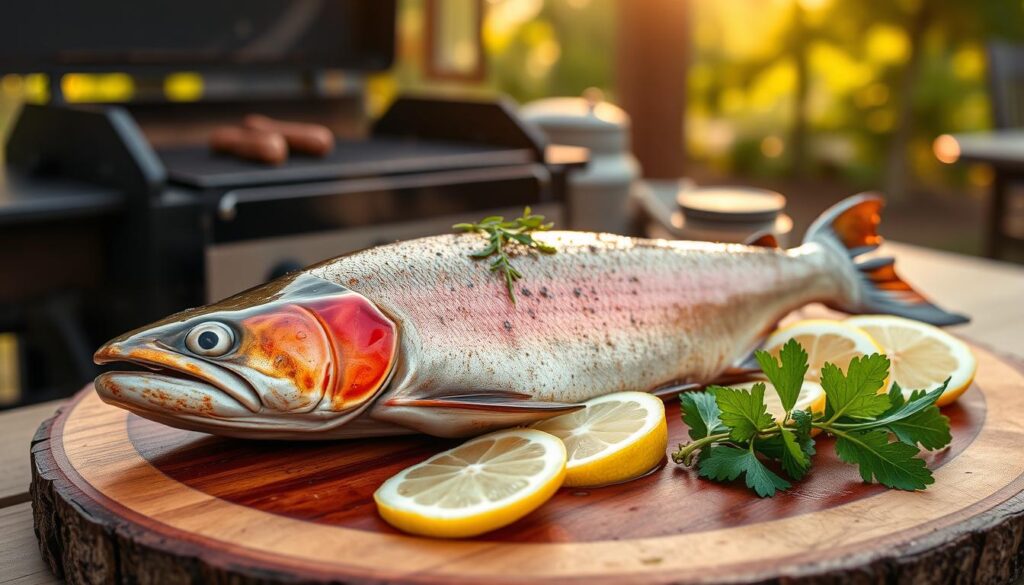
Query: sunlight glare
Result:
<box><xmin>797</xmin><ymin>0</ymin><xmax>831</xmax><ymax>11</ymax></box>
<box><xmin>933</xmin><ymin>134</ymin><xmax>961</xmax><ymax>165</ymax></box>
<box><xmin>865</xmin><ymin>24</ymin><xmax>910</xmax><ymax>65</ymax></box>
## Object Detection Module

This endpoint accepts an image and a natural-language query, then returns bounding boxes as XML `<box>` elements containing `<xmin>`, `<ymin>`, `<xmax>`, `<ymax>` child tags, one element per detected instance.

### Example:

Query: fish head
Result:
<box><xmin>93</xmin><ymin>274</ymin><xmax>398</xmax><ymax>437</ymax></box>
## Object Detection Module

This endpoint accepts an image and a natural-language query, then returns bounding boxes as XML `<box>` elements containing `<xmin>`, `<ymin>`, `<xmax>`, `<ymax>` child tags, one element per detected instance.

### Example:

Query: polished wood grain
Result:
<box><xmin>29</xmin><ymin>341</ymin><xmax>1024</xmax><ymax>584</ymax></box>
<box><xmin>123</xmin><ymin>392</ymin><xmax>981</xmax><ymax>542</ymax></box>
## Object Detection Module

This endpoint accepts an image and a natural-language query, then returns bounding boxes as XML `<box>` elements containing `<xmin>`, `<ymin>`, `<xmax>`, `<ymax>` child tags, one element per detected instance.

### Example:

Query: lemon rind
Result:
<box><xmin>373</xmin><ymin>428</ymin><xmax>567</xmax><ymax>538</ymax></box>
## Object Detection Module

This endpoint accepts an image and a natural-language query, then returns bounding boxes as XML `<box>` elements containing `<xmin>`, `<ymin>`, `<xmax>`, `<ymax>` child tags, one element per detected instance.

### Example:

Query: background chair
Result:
<box><xmin>984</xmin><ymin>41</ymin><xmax>1024</xmax><ymax>258</ymax></box>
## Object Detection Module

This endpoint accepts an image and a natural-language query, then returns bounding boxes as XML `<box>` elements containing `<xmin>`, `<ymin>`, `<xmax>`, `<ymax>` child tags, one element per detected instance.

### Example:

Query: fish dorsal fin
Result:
<box><xmin>744</xmin><ymin>231</ymin><xmax>780</xmax><ymax>248</ymax></box>
<box><xmin>374</xmin><ymin>391</ymin><xmax>583</xmax><ymax>438</ymax></box>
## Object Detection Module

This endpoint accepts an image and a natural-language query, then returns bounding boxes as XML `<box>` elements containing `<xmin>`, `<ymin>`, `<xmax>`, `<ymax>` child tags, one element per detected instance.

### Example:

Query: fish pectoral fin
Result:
<box><xmin>709</xmin><ymin>367</ymin><xmax>764</xmax><ymax>386</ymax></box>
<box><xmin>728</xmin><ymin>312</ymin><xmax>790</xmax><ymax>372</ymax></box>
<box><xmin>384</xmin><ymin>392</ymin><xmax>583</xmax><ymax>413</ymax></box>
<box><xmin>649</xmin><ymin>382</ymin><xmax>702</xmax><ymax>399</ymax></box>
<box><xmin>651</xmin><ymin>370</ymin><xmax>764</xmax><ymax>400</ymax></box>
<box><xmin>373</xmin><ymin>392</ymin><xmax>584</xmax><ymax>438</ymax></box>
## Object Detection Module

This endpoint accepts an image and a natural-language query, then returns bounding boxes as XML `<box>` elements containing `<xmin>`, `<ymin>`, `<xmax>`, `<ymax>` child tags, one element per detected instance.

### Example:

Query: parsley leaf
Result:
<box><xmin>757</xmin><ymin>414</ymin><xmax>815</xmax><ymax>481</ymax></box>
<box><xmin>832</xmin><ymin>428</ymin><xmax>934</xmax><ymax>490</ymax></box>
<box><xmin>754</xmin><ymin>339</ymin><xmax>808</xmax><ymax>415</ymax></box>
<box><xmin>822</xmin><ymin>354</ymin><xmax>891</xmax><ymax>421</ymax></box>
<box><xmin>881</xmin><ymin>382</ymin><xmax>911</xmax><ymax>414</ymax></box>
<box><xmin>711</xmin><ymin>383</ymin><xmax>774</xmax><ymax>442</ymax></box>
<box><xmin>778</xmin><ymin>427</ymin><xmax>812</xmax><ymax>480</ymax></box>
<box><xmin>836</xmin><ymin>381</ymin><xmax>952</xmax><ymax>450</ymax></box>
<box><xmin>886</xmin><ymin>407</ymin><xmax>952</xmax><ymax>451</ymax></box>
<box><xmin>878</xmin><ymin>382</ymin><xmax>940</xmax><ymax>418</ymax></box>
<box><xmin>698</xmin><ymin>446</ymin><xmax>791</xmax><ymax>497</ymax></box>
<box><xmin>680</xmin><ymin>391</ymin><xmax>726</xmax><ymax>440</ymax></box>
<box><xmin>791</xmin><ymin>408</ymin><xmax>814</xmax><ymax>440</ymax></box>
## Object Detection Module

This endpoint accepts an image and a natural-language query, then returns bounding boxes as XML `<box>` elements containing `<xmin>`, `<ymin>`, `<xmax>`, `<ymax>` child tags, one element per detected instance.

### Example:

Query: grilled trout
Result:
<box><xmin>93</xmin><ymin>195</ymin><xmax>967</xmax><ymax>439</ymax></box>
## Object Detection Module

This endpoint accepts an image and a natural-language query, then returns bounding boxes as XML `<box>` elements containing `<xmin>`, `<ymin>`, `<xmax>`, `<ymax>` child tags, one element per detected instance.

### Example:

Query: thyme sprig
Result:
<box><xmin>454</xmin><ymin>207</ymin><xmax>557</xmax><ymax>303</ymax></box>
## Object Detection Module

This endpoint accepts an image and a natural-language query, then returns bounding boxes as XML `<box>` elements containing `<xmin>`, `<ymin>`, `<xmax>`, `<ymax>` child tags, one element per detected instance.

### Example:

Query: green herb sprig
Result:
<box><xmin>454</xmin><ymin>207</ymin><xmax>557</xmax><ymax>303</ymax></box>
<box><xmin>673</xmin><ymin>339</ymin><xmax>952</xmax><ymax>497</ymax></box>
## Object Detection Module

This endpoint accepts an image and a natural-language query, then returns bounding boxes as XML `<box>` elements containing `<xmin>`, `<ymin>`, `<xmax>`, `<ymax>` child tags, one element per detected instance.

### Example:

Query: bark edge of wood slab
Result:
<box><xmin>30</xmin><ymin>341</ymin><xmax>1024</xmax><ymax>585</ymax></box>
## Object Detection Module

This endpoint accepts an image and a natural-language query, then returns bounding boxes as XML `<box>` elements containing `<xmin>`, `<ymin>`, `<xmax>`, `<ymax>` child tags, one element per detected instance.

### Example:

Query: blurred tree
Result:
<box><xmin>789</xmin><ymin>2</ymin><xmax>809</xmax><ymax>177</ymax></box>
<box><xmin>485</xmin><ymin>0</ymin><xmax>615</xmax><ymax>103</ymax></box>
<box><xmin>884</xmin><ymin>0</ymin><xmax>982</xmax><ymax>198</ymax></box>
<box><xmin>373</xmin><ymin>0</ymin><xmax>1024</xmax><ymax>200</ymax></box>
<box><xmin>685</xmin><ymin>0</ymin><xmax>1024</xmax><ymax>196</ymax></box>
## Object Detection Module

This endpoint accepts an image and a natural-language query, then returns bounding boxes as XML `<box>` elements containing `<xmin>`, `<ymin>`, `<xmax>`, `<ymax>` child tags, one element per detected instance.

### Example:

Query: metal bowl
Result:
<box><xmin>676</xmin><ymin>187</ymin><xmax>786</xmax><ymax>223</ymax></box>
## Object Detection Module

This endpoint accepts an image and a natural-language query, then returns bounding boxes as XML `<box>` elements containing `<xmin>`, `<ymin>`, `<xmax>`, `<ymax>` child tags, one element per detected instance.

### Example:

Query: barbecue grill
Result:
<box><xmin>0</xmin><ymin>1</ymin><xmax>586</xmax><ymax>407</ymax></box>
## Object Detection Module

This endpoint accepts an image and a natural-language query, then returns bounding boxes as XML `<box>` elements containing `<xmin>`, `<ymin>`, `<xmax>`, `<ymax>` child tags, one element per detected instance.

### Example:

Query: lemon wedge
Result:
<box><xmin>374</xmin><ymin>428</ymin><xmax>565</xmax><ymax>538</ymax></box>
<box><xmin>725</xmin><ymin>379</ymin><xmax>826</xmax><ymax>419</ymax></box>
<box><xmin>845</xmin><ymin>315</ymin><xmax>976</xmax><ymax>406</ymax></box>
<box><xmin>764</xmin><ymin>319</ymin><xmax>884</xmax><ymax>384</ymax></box>
<box><xmin>531</xmin><ymin>391</ymin><xmax>668</xmax><ymax>488</ymax></box>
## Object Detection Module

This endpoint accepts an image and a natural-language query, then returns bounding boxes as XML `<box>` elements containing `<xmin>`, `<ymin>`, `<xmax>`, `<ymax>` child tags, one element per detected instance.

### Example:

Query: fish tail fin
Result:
<box><xmin>803</xmin><ymin>193</ymin><xmax>969</xmax><ymax>326</ymax></box>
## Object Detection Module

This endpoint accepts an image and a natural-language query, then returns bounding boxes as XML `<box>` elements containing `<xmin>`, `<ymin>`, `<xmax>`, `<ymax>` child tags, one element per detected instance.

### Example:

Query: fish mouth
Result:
<box><xmin>94</xmin><ymin>341</ymin><xmax>262</xmax><ymax>416</ymax></box>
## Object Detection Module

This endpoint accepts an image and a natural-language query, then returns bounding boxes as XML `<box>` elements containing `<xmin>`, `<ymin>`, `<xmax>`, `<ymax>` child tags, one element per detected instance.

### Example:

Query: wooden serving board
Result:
<box><xmin>30</xmin><ymin>341</ymin><xmax>1024</xmax><ymax>584</ymax></box>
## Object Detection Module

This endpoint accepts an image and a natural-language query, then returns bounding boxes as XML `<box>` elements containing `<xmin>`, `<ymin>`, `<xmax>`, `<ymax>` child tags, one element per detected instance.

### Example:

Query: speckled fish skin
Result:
<box><xmin>310</xmin><ymin>231</ymin><xmax>847</xmax><ymax>435</ymax></box>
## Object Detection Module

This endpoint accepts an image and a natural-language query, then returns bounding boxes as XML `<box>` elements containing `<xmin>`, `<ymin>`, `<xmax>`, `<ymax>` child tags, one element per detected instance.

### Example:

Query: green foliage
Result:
<box><xmin>683</xmin><ymin>0</ymin><xmax>1024</xmax><ymax>189</ymax></box>
<box><xmin>710</xmin><ymin>383</ymin><xmax>774</xmax><ymax>442</ymax></box>
<box><xmin>838</xmin><ymin>381</ymin><xmax>952</xmax><ymax>449</ymax></box>
<box><xmin>821</xmin><ymin>354</ymin><xmax>891</xmax><ymax>421</ymax></box>
<box><xmin>673</xmin><ymin>340</ymin><xmax>953</xmax><ymax>497</ymax></box>
<box><xmin>777</xmin><ymin>426</ymin><xmax>812</xmax><ymax>479</ymax></box>
<box><xmin>378</xmin><ymin>0</ymin><xmax>1024</xmax><ymax>193</ymax></box>
<box><xmin>698</xmin><ymin>446</ymin><xmax>792</xmax><ymax>498</ymax></box>
<box><xmin>679</xmin><ymin>392</ymin><xmax>726</xmax><ymax>440</ymax></box>
<box><xmin>755</xmin><ymin>339</ymin><xmax>808</xmax><ymax>417</ymax></box>
<box><xmin>756</xmin><ymin>410</ymin><xmax>816</xmax><ymax>481</ymax></box>
<box><xmin>833</xmin><ymin>429</ymin><xmax>935</xmax><ymax>490</ymax></box>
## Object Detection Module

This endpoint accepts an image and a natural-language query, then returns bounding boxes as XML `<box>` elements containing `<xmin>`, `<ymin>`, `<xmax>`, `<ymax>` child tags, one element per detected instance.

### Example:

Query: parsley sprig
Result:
<box><xmin>453</xmin><ymin>207</ymin><xmax>557</xmax><ymax>303</ymax></box>
<box><xmin>673</xmin><ymin>339</ymin><xmax>952</xmax><ymax>497</ymax></box>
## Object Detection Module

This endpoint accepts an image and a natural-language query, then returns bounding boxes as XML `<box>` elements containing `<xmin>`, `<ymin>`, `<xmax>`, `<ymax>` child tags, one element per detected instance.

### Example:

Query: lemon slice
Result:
<box><xmin>764</xmin><ymin>319</ymin><xmax>884</xmax><ymax>383</ymax></box>
<box><xmin>374</xmin><ymin>428</ymin><xmax>566</xmax><ymax>538</ymax></box>
<box><xmin>531</xmin><ymin>392</ymin><xmax>668</xmax><ymax>488</ymax></box>
<box><xmin>725</xmin><ymin>380</ymin><xmax>826</xmax><ymax>419</ymax></box>
<box><xmin>845</xmin><ymin>315</ymin><xmax>976</xmax><ymax>406</ymax></box>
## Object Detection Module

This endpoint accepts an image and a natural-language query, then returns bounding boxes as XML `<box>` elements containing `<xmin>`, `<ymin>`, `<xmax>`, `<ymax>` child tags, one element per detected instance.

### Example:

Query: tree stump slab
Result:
<box><xmin>30</xmin><ymin>341</ymin><xmax>1024</xmax><ymax>584</ymax></box>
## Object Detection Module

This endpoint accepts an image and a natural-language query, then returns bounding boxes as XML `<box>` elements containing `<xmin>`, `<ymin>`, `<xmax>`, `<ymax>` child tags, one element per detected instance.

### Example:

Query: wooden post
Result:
<box><xmin>615</xmin><ymin>0</ymin><xmax>689</xmax><ymax>179</ymax></box>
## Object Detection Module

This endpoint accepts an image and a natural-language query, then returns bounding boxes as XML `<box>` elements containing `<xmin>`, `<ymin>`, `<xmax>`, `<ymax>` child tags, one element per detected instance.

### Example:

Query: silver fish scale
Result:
<box><xmin>309</xmin><ymin>232</ymin><xmax>842</xmax><ymax>404</ymax></box>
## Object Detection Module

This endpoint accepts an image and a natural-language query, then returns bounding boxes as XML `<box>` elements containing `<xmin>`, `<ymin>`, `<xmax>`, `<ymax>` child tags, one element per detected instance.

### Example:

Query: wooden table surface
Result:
<box><xmin>2</xmin><ymin>242</ymin><xmax>1022</xmax><ymax>585</ymax></box>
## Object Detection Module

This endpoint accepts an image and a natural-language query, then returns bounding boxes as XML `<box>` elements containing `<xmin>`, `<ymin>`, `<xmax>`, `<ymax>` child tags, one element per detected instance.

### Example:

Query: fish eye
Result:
<box><xmin>185</xmin><ymin>322</ymin><xmax>235</xmax><ymax>357</ymax></box>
